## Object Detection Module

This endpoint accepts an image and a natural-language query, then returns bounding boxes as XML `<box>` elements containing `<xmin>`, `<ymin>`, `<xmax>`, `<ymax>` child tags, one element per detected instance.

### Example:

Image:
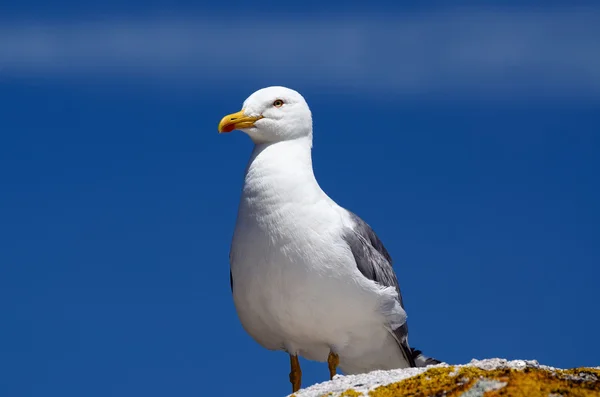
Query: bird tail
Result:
<box><xmin>410</xmin><ymin>348</ymin><xmax>442</xmax><ymax>367</ymax></box>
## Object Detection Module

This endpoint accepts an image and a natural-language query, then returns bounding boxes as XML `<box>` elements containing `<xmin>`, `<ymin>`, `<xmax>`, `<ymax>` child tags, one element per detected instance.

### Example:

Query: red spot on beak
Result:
<box><xmin>220</xmin><ymin>123</ymin><xmax>235</xmax><ymax>133</ymax></box>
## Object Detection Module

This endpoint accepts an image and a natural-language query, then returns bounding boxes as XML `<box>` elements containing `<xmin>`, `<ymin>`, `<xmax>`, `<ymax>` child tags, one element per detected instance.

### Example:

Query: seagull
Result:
<box><xmin>218</xmin><ymin>86</ymin><xmax>439</xmax><ymax>393</ymax></box>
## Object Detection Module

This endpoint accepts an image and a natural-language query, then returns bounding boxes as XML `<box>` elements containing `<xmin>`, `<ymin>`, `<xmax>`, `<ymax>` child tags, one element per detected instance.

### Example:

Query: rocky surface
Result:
<box><xmin>289</xmin><ymin>358</ymin><xmax>600</xmax><ymax>397</ymax></box>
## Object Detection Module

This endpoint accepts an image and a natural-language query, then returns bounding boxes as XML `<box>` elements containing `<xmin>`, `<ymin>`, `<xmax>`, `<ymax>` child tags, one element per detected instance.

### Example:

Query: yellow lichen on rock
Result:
<box><xmin>339</xmin><ymin>390</ymin><xmax>363</xmax><ymax>397</ymax></box>
<box><xmin>368</xmin><ymin>365</ymin><xmax>600</xmax><ymax>397</ymax></box>
<box><xmin>369</xmin><ymin>366</ymin><xmax>473</xmax><ymax>397</ymax></box>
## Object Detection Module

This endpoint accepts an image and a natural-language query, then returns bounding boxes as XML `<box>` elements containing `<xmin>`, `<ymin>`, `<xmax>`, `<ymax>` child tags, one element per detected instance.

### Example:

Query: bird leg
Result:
<box><xmin>327</xmin><ymin>352</ymin><xmax>339</xmax><ymax>380</ymax></box>
<box><xmin>289</xmin><ymin>354</ymin><xmax>302</xmax><ymax>393</ymax></box>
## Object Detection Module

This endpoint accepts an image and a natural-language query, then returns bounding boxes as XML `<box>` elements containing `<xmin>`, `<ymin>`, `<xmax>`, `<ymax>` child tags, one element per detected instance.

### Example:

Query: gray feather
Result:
<box><xmin>342</xmin><ymin>211</ymin><xmax>415</xmax><ymax>367</ymax></box>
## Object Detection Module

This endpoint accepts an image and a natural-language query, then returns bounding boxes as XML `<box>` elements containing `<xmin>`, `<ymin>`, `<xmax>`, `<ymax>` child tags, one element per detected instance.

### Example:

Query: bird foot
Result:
<box><xmin>289</xmin><ymin>354</ymin><xmax>302</xmax><ymax>392</ymax></box>
<box><xmin>328</xmin><ymin>351</ymin><xmax>339</xmax><ymax>380</ymax></box>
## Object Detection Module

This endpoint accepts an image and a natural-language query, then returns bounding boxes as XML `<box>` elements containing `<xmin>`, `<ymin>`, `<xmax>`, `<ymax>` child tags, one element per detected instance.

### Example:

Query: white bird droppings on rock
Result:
<box><xmin>459</xmin><ymin>379</ymin><xmax>507</xmax><ymax>397</ymax></box>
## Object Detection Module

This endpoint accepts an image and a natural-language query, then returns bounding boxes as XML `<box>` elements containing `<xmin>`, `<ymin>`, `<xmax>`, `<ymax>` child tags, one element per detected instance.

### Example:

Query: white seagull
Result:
<box><xmin>218</xmin><ymin>86</ymin><xmax>439</xmax><ymax>393</ymax></box>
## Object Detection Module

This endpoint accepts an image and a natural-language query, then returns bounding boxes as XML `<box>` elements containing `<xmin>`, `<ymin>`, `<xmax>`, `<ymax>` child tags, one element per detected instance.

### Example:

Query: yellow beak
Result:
<box><xmin>218</xmin><ymin>110</ymin><xmax>263</xmax><ymax>133</ymax></box>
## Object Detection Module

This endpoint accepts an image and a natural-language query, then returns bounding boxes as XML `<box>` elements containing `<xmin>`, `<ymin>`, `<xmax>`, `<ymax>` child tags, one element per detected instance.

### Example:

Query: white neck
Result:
<box><xmin>240</xmin><ymin>137</ymin><xmax>324</xmax><ymax>212</ymax></box>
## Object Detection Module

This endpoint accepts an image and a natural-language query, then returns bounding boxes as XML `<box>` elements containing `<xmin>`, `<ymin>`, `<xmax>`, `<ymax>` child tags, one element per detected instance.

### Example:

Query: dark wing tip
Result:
<box><xmin>411</xmin><ymin>347</ymin><xmax>442</xmax><ymax>367</ymax></box>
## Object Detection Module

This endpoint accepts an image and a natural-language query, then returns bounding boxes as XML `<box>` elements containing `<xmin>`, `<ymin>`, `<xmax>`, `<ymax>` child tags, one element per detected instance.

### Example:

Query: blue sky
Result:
<box><xmin>1</xmin><ymin>1</ymin><xmax>599</xmax><ymax>396</ymax></box>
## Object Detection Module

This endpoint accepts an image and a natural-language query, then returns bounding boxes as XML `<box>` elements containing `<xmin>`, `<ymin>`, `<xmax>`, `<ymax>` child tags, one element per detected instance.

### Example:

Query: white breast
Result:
<box><xmin>229</xmin><ymin>138</ymin><xmax>390</xmax><ymax>361</ymax></box>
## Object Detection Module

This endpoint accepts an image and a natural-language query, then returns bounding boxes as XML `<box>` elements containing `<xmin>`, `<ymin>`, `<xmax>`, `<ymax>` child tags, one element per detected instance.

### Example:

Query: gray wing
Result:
<box><xmin>342</xmin><ymin>211</ymin><xmax>416</xmax><ymax>367</ymax></box>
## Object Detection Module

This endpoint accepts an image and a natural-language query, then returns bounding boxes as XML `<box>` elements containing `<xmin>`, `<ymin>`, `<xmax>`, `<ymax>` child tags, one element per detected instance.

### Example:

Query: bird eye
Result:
<box><xmin>273</xmin><ymin>99</ymin><xmax>284</xmax><ymax>108</ymax></box>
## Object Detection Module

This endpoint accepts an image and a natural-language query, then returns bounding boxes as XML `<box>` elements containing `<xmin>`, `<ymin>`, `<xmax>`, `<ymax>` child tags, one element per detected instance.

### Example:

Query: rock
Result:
<box><xmin>290</xmin><ymin>358</ymin><xmax>600</xmax><ymax>397</ymax></box>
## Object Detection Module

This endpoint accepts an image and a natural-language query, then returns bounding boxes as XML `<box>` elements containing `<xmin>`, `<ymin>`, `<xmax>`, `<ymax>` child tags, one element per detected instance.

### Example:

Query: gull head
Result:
<box><xmin>218</xmin><ymin>86</ymin><xmax>312</xmax><ymax>144</ymax></box>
